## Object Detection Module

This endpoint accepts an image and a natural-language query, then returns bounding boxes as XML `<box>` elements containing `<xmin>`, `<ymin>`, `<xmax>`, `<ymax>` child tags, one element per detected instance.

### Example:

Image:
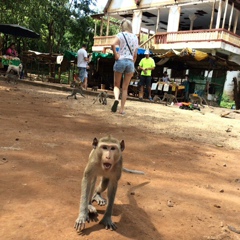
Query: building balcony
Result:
<box><xmin>92</xmin><ymin>29</ymin><xmax>240</xmax><ymax>57</ymax></box>
<box><xmin>151</xmin><ymin>29</ymin><xmax>240</xmax><ymax>55</ymax></box>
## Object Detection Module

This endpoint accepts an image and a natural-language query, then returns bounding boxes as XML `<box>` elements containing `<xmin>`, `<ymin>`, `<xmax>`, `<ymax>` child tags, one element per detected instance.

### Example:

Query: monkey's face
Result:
<box><xmin>100</xmin><ymin>144</ymin><xmax>121</xmax><ymax>171</ymax></box>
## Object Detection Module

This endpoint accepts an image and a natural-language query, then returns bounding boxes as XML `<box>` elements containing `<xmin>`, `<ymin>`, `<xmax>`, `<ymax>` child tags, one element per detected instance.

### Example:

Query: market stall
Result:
<box><xmin>0</xmin><ymin>55</ymin><xmax>21</xmax><ymax>66</ymax></box>
<box><xmin>0</xmin><ymin>24</ymin><xmax>40</xmax><ymax>75</ymax></box>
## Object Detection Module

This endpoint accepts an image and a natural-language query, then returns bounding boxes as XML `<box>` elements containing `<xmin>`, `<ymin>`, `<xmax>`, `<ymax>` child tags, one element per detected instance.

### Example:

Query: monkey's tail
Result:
<box><xmin>92</xmin><ymin>93</ymin><xmax>101</xmax><ymax>104</ymax></box>
<box><xmin>122</xmin><ymin>167</ymin><xmax>145</xmax><ymax>175</ymax></box>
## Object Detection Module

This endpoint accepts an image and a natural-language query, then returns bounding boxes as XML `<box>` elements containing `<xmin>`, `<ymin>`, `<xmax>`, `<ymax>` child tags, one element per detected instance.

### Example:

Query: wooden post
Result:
<box><xmin>215</xmin><ymin>0</ymin><xmax>222</xmax><ymax>29</ymax></box>
<box><xmin>100</xmin><ymin>17</ymin><xmax>104</xmax><ymax>36</ymax></box>
<box><xmin>221</xmin><ymin>0</ymin><xmax>228</xmax><ymax>29</ymax></box>
<box><xmin>210</xmin><ymin>1</ymin><xmax>216</xmax><ymax>29</ymax></box>
<box><xmin>155</xmin><ymin>8</ymin><xmax>160</xmax><ymax>32</ymax></box>
<box><xmin>94</xmin><ymin>20</ymin><xmax>97</xmax><ymax>36</ymax></box>
<box><xmin>189</xmin><ymin>14</ymin><xmax>197</xmax><ymax>30</ymax></box>
<box><xmin>233</xmin><ymin>10</ymin><xmax>239</xmax><ymax>34</ymax></box>
<box><xmin>58</xmin><ymin>66</ymin><xmax>61</xmax><ymax>83</ymax></box>
<box><xmin>106</xmin><ymin>14</ymin><xmax>110</xmax><ymax>36</ymax></box>
<box><xmin>228</xmin><ymin>2</ymin><xmax>234</xmax><ymax>31</ymax></box>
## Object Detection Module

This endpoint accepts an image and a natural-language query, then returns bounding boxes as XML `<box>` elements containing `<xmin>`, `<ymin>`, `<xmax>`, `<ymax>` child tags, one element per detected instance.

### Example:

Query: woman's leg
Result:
<box><xmin>119</xmin><ymin>72</ymin><xmax>133</xmax><ymax>113</ymax></box>
<box><xmin>111</xmin><ymin>71</ymin><xmax>122</xmax><ymax>112</ymax></box>
<box><xmin>113</xmin><ymin>71</ymin><xmax>122</xmax><ymax>100</ymax></box>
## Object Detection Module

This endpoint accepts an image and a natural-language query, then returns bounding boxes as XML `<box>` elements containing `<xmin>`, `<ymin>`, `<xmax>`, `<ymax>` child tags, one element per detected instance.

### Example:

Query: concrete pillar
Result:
<box><xmin>211</xmin><ymin>49</ymin><xmax>216</xmax><ymax>56</ymax></box>
<box><xmin>167</xmin><ymin>5</ymin><xmax>181</xmax><ymax>32</ymax></box>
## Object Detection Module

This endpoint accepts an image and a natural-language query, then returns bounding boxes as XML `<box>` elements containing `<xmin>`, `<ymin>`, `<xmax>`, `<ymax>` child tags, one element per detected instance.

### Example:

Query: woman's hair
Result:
<box><xmin>120</xmin><ymin>19</ymin><xmax>132</xmax><ymax>33</ymax></box>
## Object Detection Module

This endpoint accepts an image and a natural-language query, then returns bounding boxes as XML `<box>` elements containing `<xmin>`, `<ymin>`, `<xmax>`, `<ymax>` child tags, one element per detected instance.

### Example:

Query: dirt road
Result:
<box><xmin>0</xmin><ymin>80</ymin><xmax>240</xmax><ymax>240</ymax></box>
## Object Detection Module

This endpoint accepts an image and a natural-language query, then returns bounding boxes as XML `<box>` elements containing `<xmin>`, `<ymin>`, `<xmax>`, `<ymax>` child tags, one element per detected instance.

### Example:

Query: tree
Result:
<box><xmin>0</xmin><ymin>0</ymin><xmax>97</xmax><ymax>54</ymax></box>
<box><xmin>233</xmin><ymin>77</ymin><xmax>240</xmax><ymax>110</ymax></box>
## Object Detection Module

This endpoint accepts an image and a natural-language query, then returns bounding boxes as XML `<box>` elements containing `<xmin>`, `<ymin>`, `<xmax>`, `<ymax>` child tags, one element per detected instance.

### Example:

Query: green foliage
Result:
<box><xmin>0</xmin><ymin>0</ymin><xmax>100</xmax><ymax>54</ymax></box>
<box><xmin>220</xmin><ymin>94</ymin><xmax>235</xmax><ymax>109</ymax></box>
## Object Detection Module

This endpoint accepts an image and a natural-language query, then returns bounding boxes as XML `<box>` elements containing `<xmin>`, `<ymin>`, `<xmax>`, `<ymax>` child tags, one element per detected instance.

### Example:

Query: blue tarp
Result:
<box><xmin>116</xmin><ymin>47</ymin><xmax>152</xmax><ymax>54</ymax></box>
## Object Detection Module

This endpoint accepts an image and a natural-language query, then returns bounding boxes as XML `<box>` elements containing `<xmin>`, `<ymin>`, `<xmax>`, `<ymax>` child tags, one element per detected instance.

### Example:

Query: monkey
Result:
<box><xmin>91</xmin><ymin>86</ymin><xmax>98</xmax><ymax>91</ymax></box>
<box><xmin>161</xmin><ymin>93</ymin><xmax>178</xmax><ymax>106</ymax></box>
<box><xmin>5</xmin><ymin>73</ymin><xmax>18</xmax><ymax>84</ymax></box>
<box><xmin>74</xmin><ymin>136</ymin><xmax>144</xmax><ymax>232</ymax></box>
<box><xmin>228</xmin><ymin>225</ymin><xmax>240</xmax><ymax>234</ymax></box>
<box><xmin>153</xmin><ymin>95</ymin><xmax>161</xmax><ymax>103</ymax></box>
<box><xmin>70</xmin><ymin>81</ymin><xmax>77</xmax><ymax>88</ymax></box>
<box><xmin>67</xmin><ymin>82</ymin><xmax>85</xmax><ymax>99</ymax></box>
<box><xmin>189</xmin><ymin>94</ymin><xmax>208</xmax><ymax>108</ymax></box>
<box><xmin>93</xmin><ymin>91</ymin><xmax>108</xmax><ymax>105</ymax></box>
<box><xmin>70</xmin><ymin>73</ymin><xmax>81</xmax><ymax>88</ymax></box>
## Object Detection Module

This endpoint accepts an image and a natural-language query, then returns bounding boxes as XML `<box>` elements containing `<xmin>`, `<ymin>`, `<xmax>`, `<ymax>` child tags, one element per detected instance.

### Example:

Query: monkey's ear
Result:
<box><xmin>120</xmin><ymin>140</ymin><xmax>125</xmax><ymax>151</ymax></box>
<box><xmin>92</xmin><ymin>138</ymin><xmax>98</xmax><ymax>149</ymax></box>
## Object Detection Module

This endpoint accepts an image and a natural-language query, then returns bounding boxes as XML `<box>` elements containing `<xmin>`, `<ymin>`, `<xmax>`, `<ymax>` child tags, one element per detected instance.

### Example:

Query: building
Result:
<box><xmin>91</xmin><ymin>0</ymin><xmax>240</xmax><ymax>102</ymax></box>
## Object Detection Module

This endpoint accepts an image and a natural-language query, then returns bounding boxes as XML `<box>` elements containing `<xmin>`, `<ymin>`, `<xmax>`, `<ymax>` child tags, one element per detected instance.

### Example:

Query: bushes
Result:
<box><xmin>220</xmin><ymin>94</ymin><xmax>235</xmax><ymax>109</ymax></box>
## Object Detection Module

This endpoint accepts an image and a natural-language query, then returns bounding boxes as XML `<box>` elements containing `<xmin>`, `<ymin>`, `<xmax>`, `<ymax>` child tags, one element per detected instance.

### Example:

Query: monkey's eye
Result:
<box><xmin>110</xmin><ymin>146</ymin><xmax>116</xmax><ymax>150</ymax></box>
<box><xmin>102</xmin><ymin>145</ymin><xmax>108</xmax><ymax>150</ymax></box>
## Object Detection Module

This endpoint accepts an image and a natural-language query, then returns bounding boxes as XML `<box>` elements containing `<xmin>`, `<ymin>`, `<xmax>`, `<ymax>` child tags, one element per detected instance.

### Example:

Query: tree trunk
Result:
<box><xmin>48</xmin><ymin>20</ymin><xmax>55</xmax><ymax>78</ymax></box>
<box><xmin>233</xmin><ymin>77</ymin><xmax>240</xmax><ymax>110</ymax></box>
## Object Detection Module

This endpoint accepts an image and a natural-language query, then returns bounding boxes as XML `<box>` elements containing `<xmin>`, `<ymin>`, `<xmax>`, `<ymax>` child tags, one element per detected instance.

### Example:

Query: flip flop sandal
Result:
<box><xmin>111</xmin><ymin>100</ymin><xmax>119</xmax><ymax>112</ymax></box>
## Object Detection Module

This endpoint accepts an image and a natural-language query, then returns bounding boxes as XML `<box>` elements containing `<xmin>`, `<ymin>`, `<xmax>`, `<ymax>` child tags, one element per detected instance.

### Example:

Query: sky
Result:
<box><xmin>94</xmin><ymin>0</ymin><xmax>108</xmax><ymax>12</ymax></box>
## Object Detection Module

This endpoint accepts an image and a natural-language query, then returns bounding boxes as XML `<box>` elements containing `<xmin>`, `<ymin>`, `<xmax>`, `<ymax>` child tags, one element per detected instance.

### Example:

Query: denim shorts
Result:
<box><xmin>139</xmin><ymin>75</ymin><xmax>152</xmax><ymax>87</ymax></box>
<box><xmin>78</xmin><ymin>67</ymin><xmax>86</xmax><ymax>82</ymax></box>
<box><xmin>113</xmin><ymin>59</ymin><xmax>134</xmax><ymax>74</ymax></box>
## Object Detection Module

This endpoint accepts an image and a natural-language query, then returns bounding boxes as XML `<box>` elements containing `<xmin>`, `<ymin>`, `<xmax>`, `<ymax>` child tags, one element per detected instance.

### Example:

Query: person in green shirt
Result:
<box><xmin>138</xmin><ymin>50</ymin><xmax>155</xmax><ymax>101</ymax></box>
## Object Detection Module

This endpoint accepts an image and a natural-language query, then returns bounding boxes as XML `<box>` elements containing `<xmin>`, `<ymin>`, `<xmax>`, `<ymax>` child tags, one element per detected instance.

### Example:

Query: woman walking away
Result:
<box><xmin>111</xmin><ymin>19</ymin><xmax>139</xmax><ymax>115</ymax></box>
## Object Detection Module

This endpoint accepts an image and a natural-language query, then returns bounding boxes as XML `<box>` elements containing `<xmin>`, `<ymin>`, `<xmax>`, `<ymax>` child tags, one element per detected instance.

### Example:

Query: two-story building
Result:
<box><xmin>91</xmin><ymin>0</ymin><xmax>240</xmax><ymax>102</ymax></box>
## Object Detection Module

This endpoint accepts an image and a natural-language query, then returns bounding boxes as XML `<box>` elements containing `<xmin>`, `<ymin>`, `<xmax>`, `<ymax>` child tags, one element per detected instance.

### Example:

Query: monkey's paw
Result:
<box><xmin>100</xmin><ymin>216</ymin><xmax>117</xmax><ymax>231</ymax></box>
<box><xmin>88</xmin><ymin>204</ymin><xmax>97</xmax><ymax>214</ymax></box>
<box><xmin>92</xmin><ymin>193</ymin><xmax>107</xmax><ymax>206</ymax></box>
<box><xmin>74</xmin><ymin>215</ymin><xmax>89</xmax><ymax>232</ymax></box>
<box><xmin>88</xmin><ymin>204</ymin><xmax>99</xmax><ymax>222</ymax></box>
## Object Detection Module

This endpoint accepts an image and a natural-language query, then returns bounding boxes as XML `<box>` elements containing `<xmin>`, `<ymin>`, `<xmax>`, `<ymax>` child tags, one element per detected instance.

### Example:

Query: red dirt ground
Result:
<box><xmin>0</xmin><ymin>79</ymin><xmax>240</xmax><ymax>240</ymax></box>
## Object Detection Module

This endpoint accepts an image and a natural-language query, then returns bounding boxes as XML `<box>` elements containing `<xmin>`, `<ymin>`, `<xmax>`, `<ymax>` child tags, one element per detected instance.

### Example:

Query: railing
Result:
<box><xmin>154</xmin><ymin>29</ymin><xmax>240</xmax><ymax>48</ymax></box>
<box><xmin>139</xmin><ymin>34</ymin><xmax>156</xmax><ymax>49</ymax></box>
<box><xmin>93</xmin><ymin>34</ymin><xmax>157</xmax><ymax>49</ymax></box>
<box><xmin>93</xmin><ymin>35</ymin><xmax>115</xmax><ymax>46</ymax></box>
<box><xmin>93</xmin><ymin>29</ymin><xmax>240</xmax><ymax>51</ymax></box>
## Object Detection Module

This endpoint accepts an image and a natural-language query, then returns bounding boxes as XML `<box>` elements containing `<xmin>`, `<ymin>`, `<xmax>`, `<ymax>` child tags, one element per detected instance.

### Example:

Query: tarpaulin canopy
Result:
<box><xmin>91</xmin><ymin>48</ymin><xmax>153</xmax><ymax>64</ymax></box>
<box><xmin>64</xmin><ymin>50</ymin><xmax>77</xmax><ymax>61</ymax></box>
<box><xmin>0</xmin><ymin>24</ymin><xmax>40</xmax><ymax>38</ymax></box>
<box><xmin>157</xmin><ymin>48</ymin><xmax>208</xmax><ymax>62</ymax></box>
<box><xmin>154</xmin><ymin>47</ymin><xmax>240</xmax><ymax>71</ymax></box>
<box><xmin>92</xmin><ymin>52</ymin><xmax>114</xmax><ymax>63</ymax></box>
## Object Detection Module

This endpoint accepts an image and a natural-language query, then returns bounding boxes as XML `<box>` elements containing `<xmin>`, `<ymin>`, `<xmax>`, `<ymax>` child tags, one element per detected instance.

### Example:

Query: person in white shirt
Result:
<box><xmin>77</xmin><ymin>44</ymin><xmax>88</xmax><ymax>88</ymax></box>
<box><xmin>162</xmin><ymin>71</ymin><xmax>170</xmax><ymax>83</ymax></box>
<box><xmin>111</xmin><ymin>19</ymin><xmax>139</xmax><ymax>115</ymax></box>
